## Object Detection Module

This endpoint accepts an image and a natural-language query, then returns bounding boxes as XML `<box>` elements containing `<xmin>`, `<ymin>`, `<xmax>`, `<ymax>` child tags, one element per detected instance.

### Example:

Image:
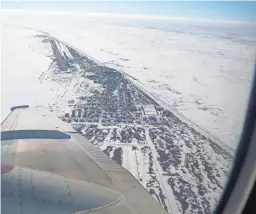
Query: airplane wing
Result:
<box><xmin>1</xmin><ymin>106</ymin><xmax>168</xmax><ymax>214</ymax></box>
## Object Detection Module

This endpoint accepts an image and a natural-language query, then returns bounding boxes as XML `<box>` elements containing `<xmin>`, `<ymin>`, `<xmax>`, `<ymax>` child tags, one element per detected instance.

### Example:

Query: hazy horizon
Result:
<box><xmin>2</xmin><ymin>1</ymin><xmax>256</xmax><ymax>24</ymax></box>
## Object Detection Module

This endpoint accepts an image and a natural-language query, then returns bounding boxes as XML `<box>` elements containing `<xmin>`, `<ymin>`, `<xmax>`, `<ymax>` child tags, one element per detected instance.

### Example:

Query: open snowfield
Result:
<box><xmin>1</xmin><ymin>22</ymin><xmax>53</xmax><ymax>121</ymax></box>
<box><xmin>1</xmin><ymin>10</ymin><xmax>255</xmax><ymax>148</ymax></box>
